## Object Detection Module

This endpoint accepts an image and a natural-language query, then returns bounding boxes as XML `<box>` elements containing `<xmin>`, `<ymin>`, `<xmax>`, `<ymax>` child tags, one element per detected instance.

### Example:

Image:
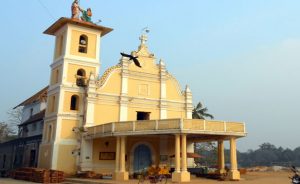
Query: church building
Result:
<box><xmin>37</xmin><ymin>17</ymin><xmax>246</xmax><ymax>182</ymax></box>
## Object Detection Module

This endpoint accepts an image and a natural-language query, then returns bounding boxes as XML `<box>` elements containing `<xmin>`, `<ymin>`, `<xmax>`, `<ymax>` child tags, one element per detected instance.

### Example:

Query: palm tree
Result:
<box><xmin>192</xmin><ymin>102</ymin><xmax>214</xmax><ymax>119</ymax></box>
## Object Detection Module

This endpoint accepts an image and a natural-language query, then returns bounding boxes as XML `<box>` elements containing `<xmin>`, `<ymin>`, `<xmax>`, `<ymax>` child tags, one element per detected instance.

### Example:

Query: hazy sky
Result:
<box><xmin>0</xmin><ymin>1</ymin><xmax>299</xmax><ymax>151</ymax></box>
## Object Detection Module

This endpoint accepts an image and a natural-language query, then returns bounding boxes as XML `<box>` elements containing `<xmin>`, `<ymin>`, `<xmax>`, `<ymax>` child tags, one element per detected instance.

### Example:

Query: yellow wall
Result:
<box><xmin>38</xmin><ymin>144</ymin><xmax>52</xmax><ymax>169</ymax></box>
<box><xmin>167</xmin><ymin>110</ymin><xmax>185</xmax><ymax>119</ymax></box>
<box><xmin>128</xmin><ymin>79</ymin><xmax>160</xmax><ymax>99</ymax></box>
<box><xmin>67</xmin><ymin>63</ymin><xmax>96</xmax><ymax>83</ymax></box>
<box><xmin>93</xmin><ymin>138</ymin><xmax>116</xmax><ymax>173</ymax></box>
<box><xmin>94</xmin><ymin>104</ymin><xmax>119</xmax><ymax>125</ymax></box>
<box><xmin>166</xmin><ymin>78</ymin><xmax>184</xmax><ymax>101</ymax></box>
<box><xmin>99</xmin><ymin>71</ymin><xmax>121</xmax><ymax>94</ymax></box>
<box><xmin>56</xmin><ymin>145</ymin><xmax>77</xmax><ymax>174</ymax></box>
<box><xmin>70</xmin><ymin>30</ymin><xmax>97</xmax><ymax>59</ymax></box>
<box><xmin>60</xmin><ymin>119</ymin><xmax>79</xmax><ymax>139</ymax></box>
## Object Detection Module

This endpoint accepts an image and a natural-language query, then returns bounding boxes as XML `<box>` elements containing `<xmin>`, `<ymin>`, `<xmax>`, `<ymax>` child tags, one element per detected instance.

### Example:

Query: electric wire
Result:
<box><xmin>37</xmin><ymin>0</ymin><xmax>55</xmax><ymax>20</ymax></box>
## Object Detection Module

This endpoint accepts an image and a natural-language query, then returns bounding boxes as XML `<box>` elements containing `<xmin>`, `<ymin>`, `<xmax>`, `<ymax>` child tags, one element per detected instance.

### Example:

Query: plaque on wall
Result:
<box><xmin>99</xmin><ymin>152</ymin><xmax>115</xmax><ymax>160</ymax></box>
<box><xmin>160</xmin><ymin>155</ymin><xmax>168</xmax><ymax>162</ymax></box>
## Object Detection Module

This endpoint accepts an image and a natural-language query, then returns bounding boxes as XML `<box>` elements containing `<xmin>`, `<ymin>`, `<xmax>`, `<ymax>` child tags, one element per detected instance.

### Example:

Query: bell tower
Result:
<box><xmin>38</xmin><ymin>17</ymin><xmax>112</xmax><ymax>174</ymax></box>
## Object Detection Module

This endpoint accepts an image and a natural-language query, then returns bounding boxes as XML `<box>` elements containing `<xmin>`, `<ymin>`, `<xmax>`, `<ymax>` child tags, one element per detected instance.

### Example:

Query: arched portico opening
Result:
<box><xmin>133</xmin><ymin>144</ymin><xmax>152</xmax><ymax>173</ymax></box>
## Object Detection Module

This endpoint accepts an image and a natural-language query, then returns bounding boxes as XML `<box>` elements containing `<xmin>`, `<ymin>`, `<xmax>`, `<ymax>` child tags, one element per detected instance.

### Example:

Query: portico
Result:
<box><xmin>84</xmin><ymin>118</ymin><xmax>246</xmax><ymax>182</ymax></box>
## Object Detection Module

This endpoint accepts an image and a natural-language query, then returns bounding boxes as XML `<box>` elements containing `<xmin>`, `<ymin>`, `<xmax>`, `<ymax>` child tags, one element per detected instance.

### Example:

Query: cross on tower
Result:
<box><xmin>139</xmin><ymin>34</ymin><xmax>148</xmax><ymax>45</ymax></box>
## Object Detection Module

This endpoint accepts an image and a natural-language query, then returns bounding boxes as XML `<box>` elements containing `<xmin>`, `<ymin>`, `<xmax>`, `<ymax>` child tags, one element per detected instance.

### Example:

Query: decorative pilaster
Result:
<box><xmin>85</xmin><ymin>72</ymin><xmax>97</xmax><ymax>127</ymax></box>
<box><xmin>186</xmin><ymin>141</ymin><xmax>195</xmax><ymax>168</ymax></box>
<box><xmin>119</xmin><ymin>57</ymin><xmax>129</xmax><ymax>121</ymax></box>
<box><xmin>79</xmin><ymin>139</ymin><xmax>93</xmax><ymax>171</ymax></box>
<box><xmin>185</xmin><ymin>85</ymin><xmax>193</xmax><ymax>119</ymax></box>
<box><xmin>159</xmin><ymin>59</ymin><xmax>167</xmax><ymax>119</ymax></box>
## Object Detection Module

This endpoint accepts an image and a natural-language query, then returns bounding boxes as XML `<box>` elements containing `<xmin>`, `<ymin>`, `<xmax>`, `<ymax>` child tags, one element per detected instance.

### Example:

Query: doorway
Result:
<box><xmin>133</xmin><ymin>144</ymin><xmax>152</xmax><ymax>173</ymax></box>
<box><xmin>29</xmin><ymin>150</ymin><xmax>36</xmax><ymax>167</ymax></box>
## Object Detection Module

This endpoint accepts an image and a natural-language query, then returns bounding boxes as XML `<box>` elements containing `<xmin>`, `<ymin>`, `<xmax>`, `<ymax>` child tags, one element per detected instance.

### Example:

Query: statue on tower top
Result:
<box><xmin>71</xmin><ymin>0</ymin><xmax>81</xmax><ymax>19</ymax></box>
<box><xmin>81</xmin><ymin>8</ymin><xmax>93</xmax><ymax>23</ymax></box>
<box><xmin>71</xmin><ymin>0</ymin><xmax>93</xmax><ymax>23</ymax></box>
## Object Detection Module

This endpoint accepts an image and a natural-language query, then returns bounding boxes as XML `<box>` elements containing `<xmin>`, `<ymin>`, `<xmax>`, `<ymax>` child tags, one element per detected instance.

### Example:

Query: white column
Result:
<box><xmin>175</xmin><ymin>134</ymin><xmax>181</xmax><ymax>172</ymax></box>
<box><xmin>181</xmin><ymin>134</ymin><xmax>187</xmax><ymax>172</ymax></box>
<box><xmin>218</xmin><ymin>140</ymin><xmax>226</xmax><ymax>174</ymax></box>
<box><xmin>120</xmin><ymin>136</ymin><xmax>126</xmax><ymax>172</ymax></box>
<box><xmin>229</xmin><ymin>137</ymin><xmax>240</xmax><ymax>180</ymax></box>
<box><xmin>187</xmin><ymin>141</ymin><xmax>195</xmax><ymax>168</ymax></box>
<box><xmin>172</xmin><ymin>134</ymin><xmax>191</xmax><ymax>182</ymax></box>
<box><xmin>115</xmin><ymin>137</ymin><xmax>120</xmax><ymax>173</ymax></box>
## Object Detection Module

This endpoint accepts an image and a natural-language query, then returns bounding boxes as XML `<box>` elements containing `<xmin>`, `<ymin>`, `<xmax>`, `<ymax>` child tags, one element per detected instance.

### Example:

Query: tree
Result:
<box><xmin>193</xmin><ymin>102</ymin><xmax>215</xmax><ymax>166</ymax></box>
<box><xmin>7</xmin><ymin>107</ymin><xmax>23</xmax><ymax>125</ymax></box>
<box><xmin>6</xmin><ymin>107</ymin><xmax>23</xmax><ymax>134</ymax></box>
<box><xmin>195</xmin><ymin>142</ymin><xmax>218</xmax><ymax>166</ymax></box>
<box><xmin>0</xmin><ymin>121</ymin><xmax>15</xmax><ymax>143</ymax></box>
<box><xmin>192</xmin><ymin>102</ymin><xmax>214</xmax><ymax>120</ymax></box>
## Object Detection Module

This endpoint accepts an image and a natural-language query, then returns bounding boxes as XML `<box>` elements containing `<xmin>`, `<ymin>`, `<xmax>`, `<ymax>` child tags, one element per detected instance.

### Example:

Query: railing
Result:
<box><xmin>86</xmin><ymin>119</ymin><xmax>246</xmax><ymax>137</ymax></box>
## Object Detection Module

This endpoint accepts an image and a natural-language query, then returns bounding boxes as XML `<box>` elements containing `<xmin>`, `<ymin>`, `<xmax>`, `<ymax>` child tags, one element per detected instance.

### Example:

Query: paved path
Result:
<box><xmin>0</xmin><ymin>178</ymin><xmax>36</xmax><ymax>184</ymax></box>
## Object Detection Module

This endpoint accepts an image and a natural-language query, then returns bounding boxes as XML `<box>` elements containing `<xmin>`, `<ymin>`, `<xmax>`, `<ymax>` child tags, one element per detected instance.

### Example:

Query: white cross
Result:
<box><xmin>139</xmin><ymin>34</ymin><xmax>148</xmax><ymax>45</ymax></box>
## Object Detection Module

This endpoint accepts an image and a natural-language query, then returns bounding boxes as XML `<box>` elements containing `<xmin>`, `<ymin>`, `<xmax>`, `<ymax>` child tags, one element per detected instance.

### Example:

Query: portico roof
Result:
<box><xmin>84</xmin><ymin>119</ymin><xmax>247</xmax><ymax>140</ymax></box>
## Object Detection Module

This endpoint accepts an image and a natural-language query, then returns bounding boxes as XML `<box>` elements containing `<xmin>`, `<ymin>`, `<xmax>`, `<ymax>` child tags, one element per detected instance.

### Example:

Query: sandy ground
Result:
<box><xmin>0</xmin><ymin>171</ymin><xmax>292</xmax><ymax>184</ymax></box>
<box><xmin>195</xmin><ymin>171</ymin><xmax>291</xmax><ymax>184</ymax></box>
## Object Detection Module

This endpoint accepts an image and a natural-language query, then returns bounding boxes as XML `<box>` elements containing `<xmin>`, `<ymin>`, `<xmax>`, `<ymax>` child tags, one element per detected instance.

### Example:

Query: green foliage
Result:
<box><xmin>0</xmin><ymin>121</ymin><xmax>16</xmax><ymax>143</ymax></box>
<box><xmin>195</xmin><ymin>142</ymin><xmax>300</xmax><ymax>167</ymax></box>
<box><xmin>194</xmin><ymin>142</ymin><xmax>217</xmax><ymax>166</ymax></box>
<box><xmin>235</xmin><ymin>143</ymin><xmax>300</xmax><ymax>167</ymax></box>
<box><xmin>192</xmin><ymin>102</ymin><xmax>214</xmax><ymax>120</ymax></box>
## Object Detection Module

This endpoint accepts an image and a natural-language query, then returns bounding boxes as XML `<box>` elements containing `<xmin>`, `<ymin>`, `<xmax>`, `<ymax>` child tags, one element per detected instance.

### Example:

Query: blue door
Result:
<box><xmin>134</xmin><ymin>144</ymin><xmax>152</xmax><ymax>172</ymax></box>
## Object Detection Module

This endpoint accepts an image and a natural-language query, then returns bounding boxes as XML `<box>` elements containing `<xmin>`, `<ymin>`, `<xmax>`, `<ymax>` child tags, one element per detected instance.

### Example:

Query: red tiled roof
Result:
<box><xmin>14</xmin><ymin>86</ymin><xmax>48</xmax><ymax>109</ymax></box>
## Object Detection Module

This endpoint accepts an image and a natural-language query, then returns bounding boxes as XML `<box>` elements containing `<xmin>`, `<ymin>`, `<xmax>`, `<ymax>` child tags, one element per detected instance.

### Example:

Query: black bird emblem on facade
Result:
<box><xmin>120</xmin><ymin>52</ymin><xmax>142</xmax><ymax>68</ymax></box>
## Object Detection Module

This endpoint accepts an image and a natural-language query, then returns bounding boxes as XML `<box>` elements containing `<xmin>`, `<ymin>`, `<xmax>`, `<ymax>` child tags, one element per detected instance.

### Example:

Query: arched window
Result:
<box><xmin>76</xmin><ymin>69</ymin><xmax>86</xmax><ymax>87</ymax></box>
<box><xmin>70</xmin><ymin>95</ymin><xmax>79</xmax><ymax>110</ymax></box>
<box><xmin>78</xmin><ymin>35</ymin><xmax>88</xmax><ymax>53</ymax></box>
<box><xmin>77</xmin><ymin>69</ymin><xmax>86</xmax><ymax>77</ymax></box>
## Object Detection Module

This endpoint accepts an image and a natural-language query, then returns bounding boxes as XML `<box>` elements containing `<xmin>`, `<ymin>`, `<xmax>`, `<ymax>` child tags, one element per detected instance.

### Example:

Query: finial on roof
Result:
<box><xmin>185</xmin><ymin>85</ymin><xmax>191</xmax><ymax>93</ymax></box>
<box><xmin>159</xmin><ymin>59</ymin><xmax>165</xmax><ymax>66</ymax></box>
<box><xmin>89</xmin><ymin>72</ymin><xmax>95</xmax><ymax>80</ymax></box>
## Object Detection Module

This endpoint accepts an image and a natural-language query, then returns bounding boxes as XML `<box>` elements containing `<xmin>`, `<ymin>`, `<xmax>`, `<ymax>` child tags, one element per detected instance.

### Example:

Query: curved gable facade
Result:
<box><xmin>88</xmin><ymin>36</ymin><xmax>192</xmax><ymax>125</ymax></box>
